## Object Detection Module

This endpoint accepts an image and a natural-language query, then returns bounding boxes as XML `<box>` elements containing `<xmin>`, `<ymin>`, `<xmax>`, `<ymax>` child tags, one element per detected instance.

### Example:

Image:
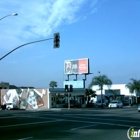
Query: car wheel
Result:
<box><xmin>7</xmin><ymin>107</ymin><xmax>10</xmax><ymax>110</ymax></box>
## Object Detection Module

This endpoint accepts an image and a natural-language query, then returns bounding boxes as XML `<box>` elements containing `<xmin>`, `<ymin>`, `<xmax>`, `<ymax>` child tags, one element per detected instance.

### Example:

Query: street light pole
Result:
<box><xmin>0</xmin><ymin>13</ymin><xmax>18</xmax><ymax>21</ymax></box>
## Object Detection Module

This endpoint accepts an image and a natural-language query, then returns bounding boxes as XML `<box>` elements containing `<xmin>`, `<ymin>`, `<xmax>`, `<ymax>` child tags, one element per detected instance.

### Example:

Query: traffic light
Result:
<box><xmin>65</xmin><ymin>85</ymin><xmax>69</xmax><ymax>92</ymax></box>
<box><xmin>70</xmin><ymin>85</ymin><xmax>73</xmax><ymax>92</ymax></box>
<box><xmin>54</xmin><ymin>33</ymin><xmax>60</xmax><ymax>48</ymax></box>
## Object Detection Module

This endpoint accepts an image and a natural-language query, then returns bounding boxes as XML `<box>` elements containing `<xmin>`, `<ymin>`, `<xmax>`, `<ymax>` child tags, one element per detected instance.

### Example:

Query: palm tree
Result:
<box><xmin>49</xmin><ymin>81</ymin><xmax>57</xmax><ymax>89</ymax></box>
<box><xmin>125</xmin><ymin>78</ymin><xmax>140</xmax><ymax>104</ymax></box>
<box><xmin>89</xmin><ymin>74</ymin><xmax>112</xmax><ymax>108</ymax></box>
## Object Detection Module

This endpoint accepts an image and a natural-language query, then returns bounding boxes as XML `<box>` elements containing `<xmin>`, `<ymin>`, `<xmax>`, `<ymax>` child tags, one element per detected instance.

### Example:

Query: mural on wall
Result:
<box><xmin>1</xmin><ymin>88</ymin><xmax>48</xmax><ymax>109</ymax></box>
<box><xmin>3</xmin><ymin>89</ymin><xmax>19</xmax><ymax>107</ymax></box>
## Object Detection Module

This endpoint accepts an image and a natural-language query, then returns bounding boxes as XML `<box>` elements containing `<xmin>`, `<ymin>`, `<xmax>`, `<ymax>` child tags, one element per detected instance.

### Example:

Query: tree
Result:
<box><xmin>0</xmin><ymin>82</ymin><xmax>9</xmax><ymax>89</ymax></box>
<box><xmin>85</xmin><ymin>88</ymin><xmax>97</xmax><ymax>107</ymax></box>
<box><xmin>125</xmin><ymin>78</ymin><xmax>140</xmax><ymax>104</ymax></box>
<box><xmin>108</xmin><ymin>89</ymin><xmax>119</xmax><ymax>100</ymax></box>
<box><xmin>89</xmin><ymin>74</ymin><xmax>112</xmax><ymax>108</ymax></box>
<box><xmin>49</xmin><ymin>81</ymin><xmax>57</xmax><ymax>88</ymax></box>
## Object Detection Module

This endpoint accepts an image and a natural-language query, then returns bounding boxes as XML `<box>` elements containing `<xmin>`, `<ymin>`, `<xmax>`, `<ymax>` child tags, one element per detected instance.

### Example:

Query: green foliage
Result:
<box><xmin>125</xmin><ymin>78</ymin><xmax>140</xmax><ymax>94</ymax></box>
<box><xmin>89</xmin><ymin>74</ymin><xmax>112</xmax><ymax>89</ymax></box>
<box><xmin>108</xmin><ymin>89</ymin><xmax>118</xmax><ymax>100</ymax></box>
<box><xmin>0</xmin><ymin>82</ymin><xmax>9</xmax><ymax>85</ymax></box>
<box><xmin>85</xmin><ymin>89</ymin><xmax>96</xmax><ymax>97</ymax></box>
<box><xmin>89</xmin><ymin>74</ymin><xmax>112</xmax><ymax>108</ymax></box>
<box><xmin>49</xmin><ymin>81</ymin><xmax>57</xmax><ymax>88</ymax></box>
<box><xmin>125</xmin><ymin>78</ymin><xmax>140</xmax><ymax>104</ymax></box>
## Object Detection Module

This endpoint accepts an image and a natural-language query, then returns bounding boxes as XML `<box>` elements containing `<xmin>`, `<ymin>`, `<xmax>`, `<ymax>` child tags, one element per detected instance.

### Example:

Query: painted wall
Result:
<box><xmin>1</xmin><ymin>88</ymin><xmax>49</xmax><ymax>110</ymax></box>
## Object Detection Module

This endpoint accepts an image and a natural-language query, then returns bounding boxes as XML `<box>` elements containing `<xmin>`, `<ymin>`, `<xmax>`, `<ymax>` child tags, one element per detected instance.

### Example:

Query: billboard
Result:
<box><xmin>63</xmin><ymin>81</ymin><xmax>84</xmax><ymax>88</ymax></box>
<box><xmin>64</xmin><ymin>58</ymin><xmax>89</xmax><ymax>75</ymax></box>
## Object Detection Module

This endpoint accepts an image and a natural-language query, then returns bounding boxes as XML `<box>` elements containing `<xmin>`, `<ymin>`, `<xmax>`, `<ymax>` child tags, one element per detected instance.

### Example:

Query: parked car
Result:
<box><xmin>1</xmin><ymin>103</ymin><xmax>19</xmax><ymax>110</ymax></box>
<box><xmin>94</xmin><ymin>100</ymin><xmax>108</xmax><ymax>108</ymax></box>
<box><xmin>108</xmin><ymin>100</ymin><xmax>123</xmax><ymax>108</ymax></box>
<box><xmin>123</xmin><ymin>100</ymin><xmax>130</xmax><ymax>106</ymax></box>
<box><xmin>65</xmin><ymin>100</ymin><xmax>82</xmax><ymax>108</ymax></box>
<box><xmin>138</xmin><ymin>104</ymin><xmax>140</xmax><ymax>112</ymax></box>
<box><xmin>6</xmin><ymin>103</ymin><xmax>13</xmax><ymax>110</ymax></box>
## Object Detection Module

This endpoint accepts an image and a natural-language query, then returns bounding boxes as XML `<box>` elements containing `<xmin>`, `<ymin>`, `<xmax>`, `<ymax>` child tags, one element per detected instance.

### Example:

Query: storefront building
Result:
<box><xmin>0</xmin><ymin>87</ymin><xmax>86</xmax><ymax>110</ymax></box>
<box><xmin>91</xmin><ymin>84</ymin><xmax>136</xmax><ymax>104</ymax></box>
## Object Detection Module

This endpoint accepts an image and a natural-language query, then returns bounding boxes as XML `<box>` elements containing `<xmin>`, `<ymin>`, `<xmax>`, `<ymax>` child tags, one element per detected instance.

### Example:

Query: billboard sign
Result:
<box><xmin>63</xmin><ymin>81</ymin><xmax>84</xmax><ymax>88</ymax></box>
<box><xmin>64</xmin><ymin>58</ymin><xmax>89</xmax><ymax>75</ymax></box>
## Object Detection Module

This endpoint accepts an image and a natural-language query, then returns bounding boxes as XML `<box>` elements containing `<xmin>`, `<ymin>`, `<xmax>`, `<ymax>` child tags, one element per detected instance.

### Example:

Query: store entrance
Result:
<box><xmin>51</xmin><ymin>93</ymin><xmax>85</xmax><ymax>108</ymax></box>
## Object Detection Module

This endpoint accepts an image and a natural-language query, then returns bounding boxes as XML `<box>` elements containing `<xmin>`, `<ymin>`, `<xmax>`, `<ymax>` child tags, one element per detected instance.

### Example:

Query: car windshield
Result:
<box><xmin>6</xmin><ymin>103</ymin><xmax>12</xmax><ymax>105</ymax></box>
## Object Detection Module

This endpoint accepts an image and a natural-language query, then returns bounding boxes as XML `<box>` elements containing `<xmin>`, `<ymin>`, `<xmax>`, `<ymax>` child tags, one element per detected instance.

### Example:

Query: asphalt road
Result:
<box><xmin>0</xmin><ymin>106</ymin><xmax>139</xmax><ymax>140</ymax></box>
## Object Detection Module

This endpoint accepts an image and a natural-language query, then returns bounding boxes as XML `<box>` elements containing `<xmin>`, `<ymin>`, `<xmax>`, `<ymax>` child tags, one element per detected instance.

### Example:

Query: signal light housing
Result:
<box><xmin>70</xmin><ymin>85</ymin><xmax>73</xmax><ymax>92</ymax></box>
<box><xmin>54</xmin><ymin>33</ymin><xmax>60</xmax><ymax>48</ymax></box>
<box><xmin>65</xmin><ymin>85</ymin><xmax>69</xmax><ymax>92</ymax></box>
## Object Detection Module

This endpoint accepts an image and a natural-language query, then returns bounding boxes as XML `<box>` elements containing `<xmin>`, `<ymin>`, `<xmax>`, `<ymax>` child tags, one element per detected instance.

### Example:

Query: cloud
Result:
<box><xmin>0</xmin><ymin>0</ymin><xmax>98</xmax><ymax>50</ymax></box>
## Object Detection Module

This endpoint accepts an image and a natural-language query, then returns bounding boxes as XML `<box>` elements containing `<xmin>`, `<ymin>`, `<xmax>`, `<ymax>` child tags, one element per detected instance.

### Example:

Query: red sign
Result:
<box><xmin>78</xmin><ymin>59</ymin><xmax>88</xmax><ymax>73</ymax></box>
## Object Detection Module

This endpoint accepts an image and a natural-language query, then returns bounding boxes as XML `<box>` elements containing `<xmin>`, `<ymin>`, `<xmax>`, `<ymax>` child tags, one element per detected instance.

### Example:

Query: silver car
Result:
<box><xmin>138</xmin><ymin>104</ymin><xmax>140</xmax><ymax>112</ymax></box>
<box><xmin>108</xmin><ymin>100</ymin><xmax>123</xmax><ymax>108</ymax></box>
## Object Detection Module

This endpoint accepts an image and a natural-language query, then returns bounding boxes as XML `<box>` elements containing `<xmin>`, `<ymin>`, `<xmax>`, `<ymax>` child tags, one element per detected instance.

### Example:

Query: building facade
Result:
<box><xmin>0</xmin><ymin>88</ymin><xmax>50</xmax><ymax>110</ymax></box>
<box><xmin>91</xmin><ymin>84</ymin><xmax>136</xmax><ymax>104</ymax></box>
<box><xmin>0</xmin><ymin>87</ymin><xmax>86</xmax><ymax>110</ymax></box>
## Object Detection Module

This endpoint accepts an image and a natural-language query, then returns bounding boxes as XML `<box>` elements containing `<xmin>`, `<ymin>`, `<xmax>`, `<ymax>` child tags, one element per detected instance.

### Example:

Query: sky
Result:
<box><xmin>0</xmin><ymin>0</ymin><xmax>140</xmax><ymax>88</ymax></box>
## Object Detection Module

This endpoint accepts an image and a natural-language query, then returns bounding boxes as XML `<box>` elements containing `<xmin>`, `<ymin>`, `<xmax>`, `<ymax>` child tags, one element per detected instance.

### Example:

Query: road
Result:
<box><xmin>0</xmin><ymin>106</ymin><xmax>139</xmax><ymax>140</ymax></box>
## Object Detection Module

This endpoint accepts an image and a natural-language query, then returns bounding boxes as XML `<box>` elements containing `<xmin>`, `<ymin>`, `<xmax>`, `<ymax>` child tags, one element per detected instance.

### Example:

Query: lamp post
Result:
<box><xmin>0</xmin><ymin>13</ymin><xmax>18</xmax><ymax>21</ymax></box>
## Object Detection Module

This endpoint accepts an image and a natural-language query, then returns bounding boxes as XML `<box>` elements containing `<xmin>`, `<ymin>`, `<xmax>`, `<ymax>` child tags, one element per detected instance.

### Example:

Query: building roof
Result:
<box><xmin>49</xmin><ymin>88</ymin><xmax>86</xmax><ymax>93</ymax></box>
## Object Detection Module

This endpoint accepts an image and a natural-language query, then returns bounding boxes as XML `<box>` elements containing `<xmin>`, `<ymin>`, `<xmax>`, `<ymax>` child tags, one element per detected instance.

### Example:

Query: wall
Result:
<box><xmin>92</xmin><ymin>84</ymin><xmax>134</xmax><ymax>96</ymax></box>
<box><xmin>1</xmin><ymin>88</ymin><xmax>49</xmax><ymax>110</ymax></box>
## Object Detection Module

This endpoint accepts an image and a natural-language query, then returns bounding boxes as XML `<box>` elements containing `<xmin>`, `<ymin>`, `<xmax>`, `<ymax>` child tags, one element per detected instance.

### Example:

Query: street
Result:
<box><xmin>0</xmin><ymin>106</ymin><xmax>139</xmax><ymax>140</ymax></box>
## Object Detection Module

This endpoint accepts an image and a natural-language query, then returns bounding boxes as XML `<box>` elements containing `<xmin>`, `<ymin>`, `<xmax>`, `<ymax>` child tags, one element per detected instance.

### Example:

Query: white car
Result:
<box><xmin>138</xmin><ymin>104</ymin><xmax>140</xmax><ymax>112</ymax></box>
<box><xmin>108</xmin><ymin>100</ymin><xmax>123</xmax><ymax>108</ymax></box>
<box><xmin>6</xmin><ymin>103</ymin><xmax>13</xmax><ymax>110</ymax></box>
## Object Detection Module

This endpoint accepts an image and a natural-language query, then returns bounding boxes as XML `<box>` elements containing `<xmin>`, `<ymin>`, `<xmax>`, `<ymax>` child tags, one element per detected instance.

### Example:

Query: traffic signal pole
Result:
<box><xmin>68</xmin><ymin>93</ymin><xmax>70</xmax><ymax>109</ymax></box>
<box><xmin>0</xmin><ymin>38</ymin><xmax>53</xmax><ymax>61</ymax></box>
<box><xmin>65</xmin><ymin>84</ymin><xmax>73</xmax><ymax>109</ymax></box>
<box><xmin>0</xmin><ymin>32</ymin><xmax>60</xmax><ymax>61</ymax></box>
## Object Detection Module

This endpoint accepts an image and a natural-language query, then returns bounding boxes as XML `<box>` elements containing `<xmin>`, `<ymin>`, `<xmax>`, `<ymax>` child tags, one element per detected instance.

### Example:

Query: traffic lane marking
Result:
<box><xmin>0</xmin><ymin>119</ymin><xmax>64</xmax><ymax>128</ymax></box>
<box><xmin>64</xmin><ymin>119</ymin><xmax>140</xmax><ymax>129</ymax></box>
<box><xmin>17</xmin><ymin>137</ymin><xmax>33</xmax><ymax>140</ymax></box>
<box><xmin>15</xmin><ymin>115</ymin><xmax>137</xmax><ymax>130</ymax></box>
<box><xmin>71</xmin><ymin>124</ymin><xmax>97</xmax><ymax>130</ymax></box>
<box><xmin>63</xmin><ymin>114</ymin><xmax>140</xmax><ymax>123</ymax></box>
<box><xmin>0</xmin><ymin>116</ymin><xmax>17</xmax><ymax>119</ymax></box>
<box><xmin>40</xmin><ymin>113</ymin><xmax>140</xmax><ymax>124</ymax></box>
<box><xmin>13</xmin><ymin>113</ymin><xmax>140</xmax><ymax>127</ymax></box>
<box><xmin>1</xmin><ymin>112</ymin><xmax>139</xmax><ymax>127</ymax></box>
<box><xmin>15</xmin><ymin>115</ymin><xmax>55</xmax><ymax>120</ymax></box>
<box><xmin>2</xmin><ymin>114</ymin><xmax>139</xmax><ymax>130</ymax></box>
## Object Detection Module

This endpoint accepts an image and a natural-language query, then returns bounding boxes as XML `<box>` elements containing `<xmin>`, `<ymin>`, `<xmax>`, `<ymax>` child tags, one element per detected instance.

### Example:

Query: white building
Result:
<box><xmin>91</xmin><ymin>84</ymin><xmax>136</xmax><ymax>104</ymax></box>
